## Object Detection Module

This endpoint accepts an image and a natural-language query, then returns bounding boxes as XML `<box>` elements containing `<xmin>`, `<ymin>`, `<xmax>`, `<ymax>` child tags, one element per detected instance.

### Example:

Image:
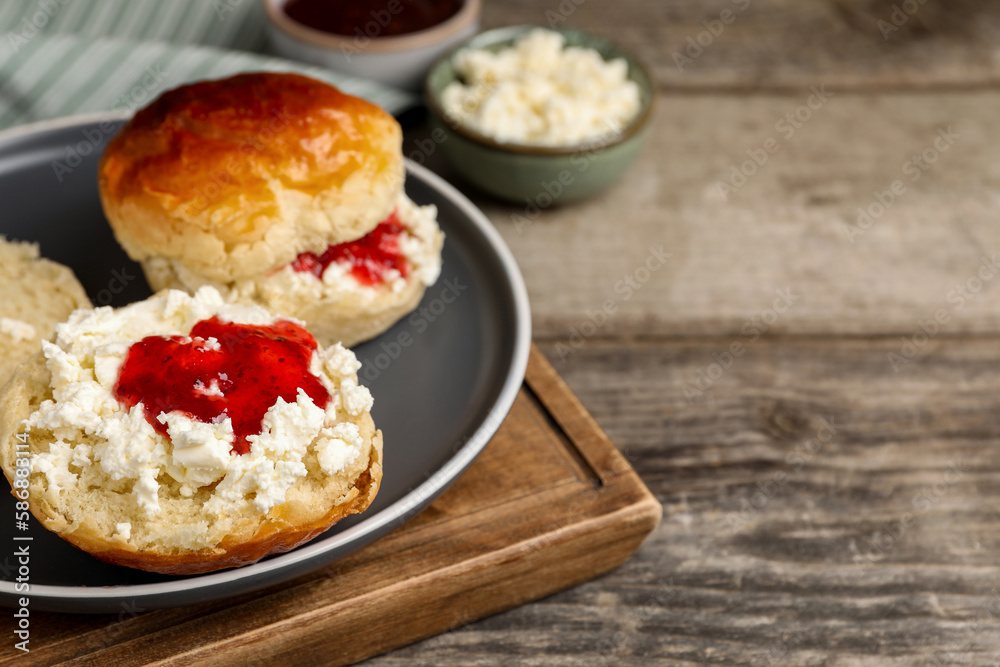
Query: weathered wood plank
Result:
<box><xmin>482</xmin><ymin>0</ymin><xmax>1000</xmax><ymax>91</ymax></box>
<box><xmin>411</xmin><ymin>91</ymin><xmax>1000</xmax><ymax>341</ymax></box>
<box><xmin>364</xmin><ymin>340</ymin><xmax>1000</xmax><ymax>665</ymax></box>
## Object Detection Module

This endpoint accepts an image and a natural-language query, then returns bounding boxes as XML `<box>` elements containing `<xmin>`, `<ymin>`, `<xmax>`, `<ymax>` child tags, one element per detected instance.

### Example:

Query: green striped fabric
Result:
<box><xmin>0</xmin><ymin>0</ymin><xmax>269</xmax><ymax>51</ymax></box>
<box><xmin>0</xmin><ymin>0</ymin><xmax>418</xmax><ymax>129</ymax></box>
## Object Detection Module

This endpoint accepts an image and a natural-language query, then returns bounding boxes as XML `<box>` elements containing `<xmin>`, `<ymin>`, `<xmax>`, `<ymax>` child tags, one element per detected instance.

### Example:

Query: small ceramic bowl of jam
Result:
<box><xmin>424</xmin><ymin>25</ymin><xmax>655</xmax><ymax>205</ymax></box>
<box><xmin>263</xmin><ymin>0</ymin><xmax>481</xmax><ymax>91</ymax></box>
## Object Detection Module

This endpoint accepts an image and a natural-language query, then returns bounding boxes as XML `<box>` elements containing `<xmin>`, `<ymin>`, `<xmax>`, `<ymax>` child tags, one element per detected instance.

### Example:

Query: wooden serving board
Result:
<box><xmin>0</xmin><ymin>346</ymin><xmax>661</xmax><ymax>666</ymax></box>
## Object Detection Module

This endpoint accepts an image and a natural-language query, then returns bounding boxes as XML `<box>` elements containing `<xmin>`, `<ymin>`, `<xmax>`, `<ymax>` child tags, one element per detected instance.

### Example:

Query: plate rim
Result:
<box><xmin>0</xmin><ymin>111</ymin><xmax>531</xmax><ymax>605</ymax></box>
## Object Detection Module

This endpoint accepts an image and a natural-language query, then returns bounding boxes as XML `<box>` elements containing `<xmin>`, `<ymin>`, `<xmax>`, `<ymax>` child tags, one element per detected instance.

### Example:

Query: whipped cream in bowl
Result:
<box><xmin>424</xmin><ymin>25</ymin><xmax>654</xmax><ymax>203</ymax></box>
<box><xmin>440</xmin><ymin>28</ymin><xmax>642</xmax><ymax>148</ymax></box>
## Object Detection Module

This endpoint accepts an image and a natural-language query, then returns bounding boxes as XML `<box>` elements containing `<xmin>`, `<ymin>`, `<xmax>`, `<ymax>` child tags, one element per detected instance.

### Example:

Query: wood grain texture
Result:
<box><xmin>418</xmin><ymin>91</ymin><xmax>1000</xmax><ymax>342</ymax></box>
<box><xmin>482</xmin><ymin>0</ymin><xmax>1000</xmax><ymax>91</ymax></box>
<box><xmin>367</xmin><ymin>340</ymin><xmax>1000</xmax><ymax>666</ymax></box>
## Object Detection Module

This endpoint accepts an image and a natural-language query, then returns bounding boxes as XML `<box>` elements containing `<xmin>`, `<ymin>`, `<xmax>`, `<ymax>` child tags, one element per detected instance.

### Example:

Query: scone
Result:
<box><xmin>0</xmin><ymin>238</ymin><xmax>91</xmax><ymax>388</ymax></box>
<box><xmin>98</xmin><ymin>72</ymin><xmax>403</xmax><ymax>285</ymax></box>
<box><xmin>145</xmin><ymin>193</ymin><xmax>444</xmax><ymax>348</ymax></box>
<box><xmin>0</xmin><ymin>287</ymin><xmax>382</xmax><ymax>575</ymax></box>
<box><xmin>98</xmin><ymin>72</ymin><xmax>444</xmax><ymax>347</ymax></box>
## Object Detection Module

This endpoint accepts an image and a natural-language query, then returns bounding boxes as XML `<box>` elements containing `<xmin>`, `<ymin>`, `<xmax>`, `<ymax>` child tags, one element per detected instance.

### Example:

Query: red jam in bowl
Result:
<box><xmin>283</xmin><ymin>0</ymin><xmax>463</xmax><ymax>38</ymax></box>
<box><xmin>114</xmin><ymin>317</ymin><xmax>329</xmax><ymax>455</ymax></box>
<box><xmin>292</xmin><ymin>211</ymin><xmax>409</xmax><ymax>287</ymax></box>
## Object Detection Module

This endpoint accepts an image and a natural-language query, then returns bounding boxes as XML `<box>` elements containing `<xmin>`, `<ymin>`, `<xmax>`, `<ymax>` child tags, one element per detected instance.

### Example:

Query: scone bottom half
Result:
<box><xmin>0</xmin><ymin>288</ymin><xmax>383</xmax><ymax>575</ymax></box>
<box><xmin>143</xmin><ymin>193</ymin><xmax>446</xmax><ymax>349</ymax></box>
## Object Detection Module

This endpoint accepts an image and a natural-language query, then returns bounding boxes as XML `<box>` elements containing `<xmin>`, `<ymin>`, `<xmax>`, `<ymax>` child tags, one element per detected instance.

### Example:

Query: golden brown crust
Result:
<box><xmin>98</xmin><ymin>72</ymin><xmax>404</xmax><ymax>283</ymax></box>
<box><xmin>33</xmin><ymin>450</ymin><xmax>382</xmax><ymax>576</ymax></box>
<box><xmin>0</xmin><ymin>351</ymin><xmax>384</xmax><ymax>575</ymax></box>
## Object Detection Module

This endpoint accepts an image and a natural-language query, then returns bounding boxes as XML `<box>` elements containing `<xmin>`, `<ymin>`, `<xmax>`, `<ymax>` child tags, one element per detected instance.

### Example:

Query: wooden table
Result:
<box><xmin>383</xmin><ymin>0</ymin><xmax>1000</xmax><ymax>664</ymax></box>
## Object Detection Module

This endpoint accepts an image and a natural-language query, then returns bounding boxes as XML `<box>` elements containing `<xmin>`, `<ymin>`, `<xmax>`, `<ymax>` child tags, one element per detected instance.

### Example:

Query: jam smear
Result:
<box><xmin>114</xmin><ymin>317</ymin><xmax>329</xmax><ymax>455</ymax></box>
<box><xmin>283</xmin><ymin>0</ymin><xmax>462</xmax><ymax>38</ymax></box>
<box><xmin>292</xmin><ymin>211</ymin><xmax>409</xmax><ymax>286</ymax></box>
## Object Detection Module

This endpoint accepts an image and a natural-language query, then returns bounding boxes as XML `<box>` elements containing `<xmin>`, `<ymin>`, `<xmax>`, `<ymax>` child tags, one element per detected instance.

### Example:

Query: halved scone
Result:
<box><xmin>0</xmin><ymin>287</ymin><xmax>382</xmax><ymax>574</ymax></box>
<box><xmin>144</xmin><ymin>194</ymin><xmax>444</xmax><ymax>347</ymax></box>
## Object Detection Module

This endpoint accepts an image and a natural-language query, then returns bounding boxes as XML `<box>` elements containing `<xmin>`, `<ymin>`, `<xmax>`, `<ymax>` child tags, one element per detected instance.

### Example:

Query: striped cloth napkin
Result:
<box><xmin>0</xmin><ymin>0</ymin><xmax>418</xmax><ymax>130</ymax></box>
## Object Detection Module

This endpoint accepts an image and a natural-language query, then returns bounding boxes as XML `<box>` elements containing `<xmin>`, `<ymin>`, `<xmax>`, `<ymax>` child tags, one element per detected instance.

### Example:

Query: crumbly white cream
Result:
<box><xmin>441</xmin><ymin>29</ymin><xmax>641</xmax><ymax>146</ymax></box>
<box><xmin>23</xmin><ymin>287</ymin><xmax>373</xmax><ymax>516</ymax></box>
<box><xmin>113</xmin><ymin>522</ymin><xmax>131</xmax><ymax>541</ymax></box>
<box><xmin>0</xmin><ymin>317</ymin><xmax>36</xmax><ymax>342</ymax></box>
<box><xmin>168</xmin><ymin>194</ymin><xmax>443</xmax><ymax>306</ymax></box>
<box><xmin>315</xmin><ymin>422</ymin><xmax>364</xmax><ymax>477</ymax></box>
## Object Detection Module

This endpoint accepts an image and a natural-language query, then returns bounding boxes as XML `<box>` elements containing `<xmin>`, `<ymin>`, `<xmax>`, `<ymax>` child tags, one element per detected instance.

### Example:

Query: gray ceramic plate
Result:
<box><xmin>0</xmin><ymin>113</ymin><xmax>530</xmax><ymax>613</ymax></box>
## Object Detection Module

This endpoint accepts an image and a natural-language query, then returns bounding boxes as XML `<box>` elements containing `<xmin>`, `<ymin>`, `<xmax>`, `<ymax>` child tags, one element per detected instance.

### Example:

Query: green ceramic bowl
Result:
<box><xmin>424</xmin><ymin>25</ymin><xmax>655</xmax><ymax>205</ymax></box>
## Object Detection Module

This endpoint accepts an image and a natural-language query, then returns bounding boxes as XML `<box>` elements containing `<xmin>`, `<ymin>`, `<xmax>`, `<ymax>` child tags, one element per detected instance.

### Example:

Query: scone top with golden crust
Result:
<box><xmin>98</xmin><ymin>72</ymin><xmax>404</xmax><ymax>284</ymax></box>
<box><xmin>0</xmin><ymin>287</ymin><xmax>383</xmax><ymax>574</ymax></box>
